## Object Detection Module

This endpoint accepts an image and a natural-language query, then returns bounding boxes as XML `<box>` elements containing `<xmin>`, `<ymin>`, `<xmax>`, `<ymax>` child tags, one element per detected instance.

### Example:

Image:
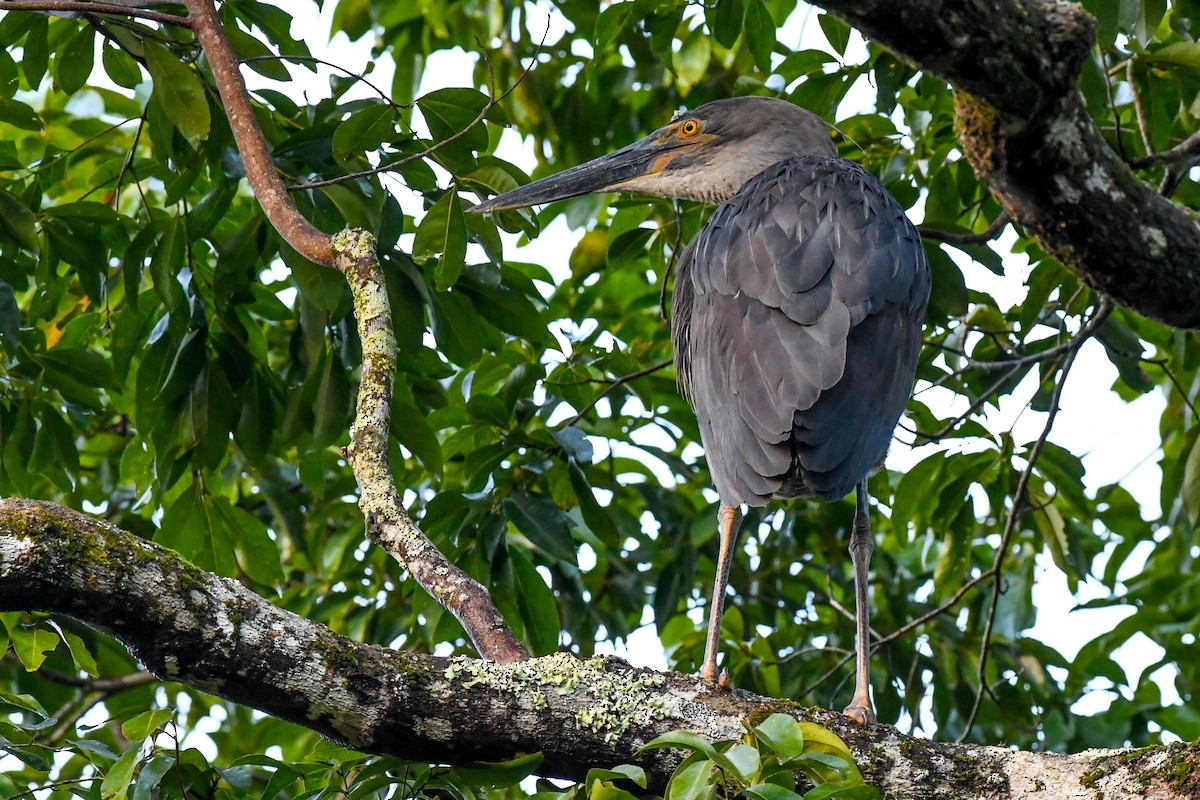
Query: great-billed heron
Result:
<box><xmin>469</xmin><ymin>96</ymin><xmax>931</xmax><ymax>725</ymax></box>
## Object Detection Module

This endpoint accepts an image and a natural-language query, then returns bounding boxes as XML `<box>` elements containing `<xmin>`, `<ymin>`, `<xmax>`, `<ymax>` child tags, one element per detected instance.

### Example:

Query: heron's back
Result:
<box><xmin>672</xmin><ymin>155</ymin><xmax>930</xmax><ymax>506</ymax></box>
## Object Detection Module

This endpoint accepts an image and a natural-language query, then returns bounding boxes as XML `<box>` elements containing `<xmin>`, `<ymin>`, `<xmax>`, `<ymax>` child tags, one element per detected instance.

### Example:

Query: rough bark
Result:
<box><xmin>335</xmin><ymin>230</ymin><xmax>527</xmax><ymax>663</ymax></box>
<box><xmin>820</xmin><ymin>0</ymin><xmax>1200</xmax><ymax>329</ymax></box>
<box><xmin>2</xmin><ymin>498</ymin><xmax>1197</xmax><ymax>800</ymax></box>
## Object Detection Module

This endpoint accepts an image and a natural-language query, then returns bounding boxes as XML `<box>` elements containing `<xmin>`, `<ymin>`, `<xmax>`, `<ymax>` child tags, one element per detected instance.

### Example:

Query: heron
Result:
<box><xmin>469</xmin><ymin>96</ymin><xmax>930</xmax><ymax>725</ymax></box>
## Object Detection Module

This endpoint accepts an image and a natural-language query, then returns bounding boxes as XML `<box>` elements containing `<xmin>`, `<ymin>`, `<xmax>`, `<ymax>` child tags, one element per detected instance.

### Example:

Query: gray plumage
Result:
<box><xmin>468</xmin><ymin>96</ymin><xmax>932</xmax><ymax>723</ymax></box>
<box><xmin>673</xmin><ymin>155</ymin><xmax>930</xmax><ymax>506</ymax></box>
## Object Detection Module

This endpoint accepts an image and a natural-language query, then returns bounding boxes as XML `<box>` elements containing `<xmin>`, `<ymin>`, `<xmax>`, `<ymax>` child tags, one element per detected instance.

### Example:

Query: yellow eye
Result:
<box><xmin>680</xmin><ymin>119</ymin><xmax>700</xmax><ymax>136</ymax></box>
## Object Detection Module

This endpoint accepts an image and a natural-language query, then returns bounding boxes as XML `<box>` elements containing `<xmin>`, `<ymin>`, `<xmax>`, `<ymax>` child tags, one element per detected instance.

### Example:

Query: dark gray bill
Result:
<box><xmin>467</xmin><ymin>138</ymin><xmax>667</xmax><ymax>213</ymax></box>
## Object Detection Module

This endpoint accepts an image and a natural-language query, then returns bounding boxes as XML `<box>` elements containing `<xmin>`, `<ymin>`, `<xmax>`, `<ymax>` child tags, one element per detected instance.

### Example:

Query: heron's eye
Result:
<box><xmin>679</xmin><ymin>119</ymin><xmax>701</xmax><ymax>137</ymax></box>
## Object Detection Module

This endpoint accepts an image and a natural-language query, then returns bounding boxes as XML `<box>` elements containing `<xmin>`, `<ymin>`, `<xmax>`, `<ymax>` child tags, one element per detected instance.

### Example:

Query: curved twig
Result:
<box><xmin>919</xmin><ymin>212</ymin><xmax>1009</xmax><ymax>246</ymax></box>
<box><xmin>565</xmin><ymin>358</ymin><xmax>673</xmax><ymax>427</ymax></box>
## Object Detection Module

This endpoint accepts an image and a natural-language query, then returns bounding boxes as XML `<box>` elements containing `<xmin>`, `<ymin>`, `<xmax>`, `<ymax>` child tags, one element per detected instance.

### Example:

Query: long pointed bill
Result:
<box><xmin>467</xmin><ymin>137</ymin><xmax>673</xmax><ymax>213</ymax></box>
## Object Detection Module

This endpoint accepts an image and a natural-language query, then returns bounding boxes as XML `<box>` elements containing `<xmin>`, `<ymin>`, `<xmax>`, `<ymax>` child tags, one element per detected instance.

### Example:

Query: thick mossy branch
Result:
<box><xmin>1</xmin><ymin>498</ymin><xmax>1197</xmax><ymax>800</ymax></box>
<box><xmin>333</xmin><ymin>231</ymin><xmax>528</xmax><ymax>664</ymax></box>
<box><xmin>820</xmin><ymin>0</ymin><xmax>1200</xmax><ymax>328</ymax></box>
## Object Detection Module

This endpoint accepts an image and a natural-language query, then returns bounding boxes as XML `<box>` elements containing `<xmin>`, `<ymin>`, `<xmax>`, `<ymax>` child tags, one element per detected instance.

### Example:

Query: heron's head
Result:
<box><xmin>468</xmin><ymin>97</ymin><xmax>836</xmax><ymax>212</ymax></box>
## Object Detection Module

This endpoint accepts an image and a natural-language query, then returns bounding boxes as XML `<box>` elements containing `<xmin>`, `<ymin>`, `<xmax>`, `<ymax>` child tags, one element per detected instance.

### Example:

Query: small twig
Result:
<box><xmin>1127</xmin><ymin>60</ymin><xmax>1155</xmax><ymax>159</ymax></box>
<box><xmin>919</xmin><ymin>211</ymin><xmax>1009</xmax><ymax>245</ymax></box>
<box><xmin>34</xmin><ymin>666</ymin><xmax>156</xmax><ymax>690</ymax></box>
<box><xmin>1100</xmin><ymin>46</ymin><xmax>1127</xmax><ymax>162</ymax></box>
<box><xmin>1144</xmin><ymin>356</ymin><xmax>1200</xmax><ymax>422</ymax></box>
<box><xmin>1129</xmin><ymin>129</ymin><xmax>1200</xmax><ymax>169</ymax></box>
<box><xmin>0</xmin><ymin>0</ymin><xmax>190</xmax><ymax>26</ymax></box>
<box><xmin>956</xmin><ymin>340</ymin><xmax>1084</xmax><ymax>742</ymax></box>
<box><xmin>565</xmin><ymin>359</ymin><xmax>672</xmax><ymax>427</ymax></box>
<box><xmin>945</xmin><ymin>294</ymin><xmax>1113</xmax><ymax>374</ymax></box>
<box><xmin>911</xmin><ymin>296</ymin><xmax>1112</xmax><ymax>443</ymax></box>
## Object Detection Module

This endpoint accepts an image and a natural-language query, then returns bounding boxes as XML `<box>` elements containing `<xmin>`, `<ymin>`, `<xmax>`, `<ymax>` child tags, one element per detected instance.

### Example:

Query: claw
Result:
<box><xmin>842</xmin><ymin>702</ymin><xmax>876</xmax><ymax>726</ymax></box>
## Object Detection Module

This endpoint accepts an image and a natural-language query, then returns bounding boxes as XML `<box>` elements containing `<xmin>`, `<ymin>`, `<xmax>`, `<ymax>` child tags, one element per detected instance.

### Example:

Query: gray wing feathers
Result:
<box><xmin>674</xmin><ymin>155</ymin><xmax>930</xmax><ymax>507</ymax></box>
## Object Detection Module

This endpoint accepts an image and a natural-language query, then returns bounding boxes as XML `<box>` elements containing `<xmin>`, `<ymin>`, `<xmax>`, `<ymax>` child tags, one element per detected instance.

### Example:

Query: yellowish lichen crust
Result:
<box><xmin>443</xmin><ymin>653</ymin><xmax>669</xmax><ymax>743</ymax></box>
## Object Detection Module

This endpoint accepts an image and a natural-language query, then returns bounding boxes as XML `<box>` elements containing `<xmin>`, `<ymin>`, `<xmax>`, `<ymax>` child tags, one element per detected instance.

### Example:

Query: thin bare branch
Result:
<box><xmin>0</xmin><ymin>0</ymin><xmax>189</xmax><ymax>26</ymax></box>
<box><xmin>957</xmin><ymin>340</ymin><xmax>1084</xmax><ymax>742</ymax></box>
<box><xmin>919</xmin><ymin>212</ymin><xmax>1009</xmax><ymax>246</ymax></box>
<box><xmin>1127</xmin><ymin>60</ymin><xmax>1155</xmax><ymax>159</ymax></box>
<box><xmin>565</xmin><ymin>359</ymin><xmax>673</xmax><ymax>427</ymax></box>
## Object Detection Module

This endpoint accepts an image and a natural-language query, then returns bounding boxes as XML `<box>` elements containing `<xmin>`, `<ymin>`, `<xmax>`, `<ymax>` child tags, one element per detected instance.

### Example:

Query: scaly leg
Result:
<box><xmin>701</xmin><ymin>503</ymin><xmax>742</xmax><ymax>684</ymax></box>
<box><xmin>843</xmin><ymin>480</ymin><xmax>876</xmax><ymax>725</ymax></box>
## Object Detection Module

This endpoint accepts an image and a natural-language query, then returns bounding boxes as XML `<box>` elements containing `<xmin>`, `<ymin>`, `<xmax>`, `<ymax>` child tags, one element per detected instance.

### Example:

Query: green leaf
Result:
<box><xmin>10</xmin><ymin>624</ymin><xmax>59</xmax><ymax>671</ymax></box>
<box><xmin>817</xmin><ymin>13</ymin><xmax>851</xmax><ymax>55</ymax></box>
<box><xmin>586</xmin><ymin>765</ymin><xmax>647</xmax><ymax>789</ymax></box>
<box><xmin>710</xmin><ymin>0</ymin><xmax>745</xmax><ymax>49</ymax></box>
<box><xmin>101</xmin><ymin>746</ymin><xmax>141</xmax><ymax>800</ymax></box>
<box><xmin>665</xmin><ymin>757</ymin><xmax>715</xmax><ymax>800</ymax></box>
<box><xmin>392</xmin><ymin>400</ymin><xmax>444</xmax><ymax>477</ymax></box>
<box><xmin>131</xmin><ymin>756</ymin><xmax>176</xmax><ymax>800</ymax></box>
<box><xmin>595</xmin><ymin>3</ymin><xmax>634</xmax><ymax>49</ymax></box>
<box><xmin>641</xmin><ymin>730</ymin><xmax>720</xmax><ymax>759</ymax></box>
<box><xmin>0</xmin><ymin>97</ymin><xmax>42</xmax><ymax>131</ymax></box>
<box><xmin>57</xmin><ymin>26</ymin><xmax>95</xmax><ymax>94</ymax></box>
<box><xmin>0</xmin><ymin>190</ymin><xmax>39</xmax><ymax>251</ymax></box>
<box><xmin>505</xmin><ymin>493</ymin><xmax>577</xmax><ymax>564</ymax></box>
<box><xmin>0</xmin><ymin>692</ymin><xmax>49</xmax><ymax>718</ymax></box>
<box><xmin>510</xmin><ymin>546</ymin><xmax>560</xmax><ymax>654</ymax></box>
<box><xmin>0</xmin><ymin>280</ymin><xmax>20</xmax><ymax>352</ymax></box>
<box><xmin>754</xmin><ymin>713</ymin><xmax>806</xmax><ymax>763</ymax></box>
<box><xmin>102</xmin><ymin>40</ymin><xmax>143</xmax><ymax>88</ymax></box>
<box><xmin>744</xmin><ymin>784</ymin><xmax>804</xmax><ymax>800</ymax></box>
<box><xmin>21</xmin><ymin>15</ymin><xmax>48</xmax><ymax>87</ymax></box>
<box><xmin>143</xmin><ymin>40</ymin><xmax>210</xmax><ymax>143</ymax></box>
<box><xmin>416</xmin><ymin>87</ymin><xmax>490</xmax><ymax>152</ymax></box>
<box><xmin>453</xmin><ymin>752</ymin><xmax>543</xmax><ymax>787</ymax></box>
<box><xmin>212</xmin><ymin>497</ymin><xmax>284</xmax><ymax>587</ymax></box>
<box><xmin>157</xmin><ymin>484</ymin><xmax>236</xmax><ymax>577</ymax></box>
<box><xmin>1184</xmin><ymin>429</ymin><xmax>1200</xmax><ymax>525</ymax></box>
<box><xmin>743</xmin><ymin>0</ymin><xmax>776</xmax><ymax>73</ymax></box>
<box><xmin>413</xmin><ymin>189</ymin><xmax>468</xmax><ymax>289</ymax></box>
<box><xmin>673</xmin><ymin>29</ymin><xmax>712</xmax><ymax>89</ymax></box>
<box><xmin>61</xmin><ymin>629</ymin><xmax>99</xmax><ymax>677</ymax></box>
<box><xmin>332</xmin><ymin>104</ymin><xmax>396</xmax><ymax>162</ymax></box>
<box><xmin>122</xmin><ymin>709</ymin><xmax>173</xmax><ymax>742</ymax></box>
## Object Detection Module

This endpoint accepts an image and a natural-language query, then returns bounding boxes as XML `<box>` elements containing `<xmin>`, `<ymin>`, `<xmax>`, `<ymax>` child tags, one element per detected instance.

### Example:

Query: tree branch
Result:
<box><xmin>335</xmin><ymin>230</ymin><xmax>527</xmax><ymax>663</ymax></box>
<box><xmin>181</xmin><ymin>0</ymin><xmax>332</xmax><ymax>265</ymax></box>
<box><xmin>2</xmin><ymin>498</ymin><xmax>1198</xmax><ymax>800</ymax></box>
<box><xmin>0</xmin><ymin>0</ymin><xmax>190</xmax><ymax>26</ymax></box>
<box><xmin>819</xmin><ymin>0</ymin><xmax>1200</xmax><ymax>329</ymax></box>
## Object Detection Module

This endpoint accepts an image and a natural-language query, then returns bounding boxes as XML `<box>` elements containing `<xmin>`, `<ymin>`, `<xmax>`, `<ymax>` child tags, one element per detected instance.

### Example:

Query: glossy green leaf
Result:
<box><xmin>144</xmin><ymin>40</ymin><xmax>211</xmax><ymax>143</ymax></box>
<box><xmin>505</xmin><ymin>493</ymin><xmax>578</xmax><ymax>564</ymax></box>
<box><xmin>9</xmin><ymin>625</ymin><xmax>58</xmax><ymax>671</ymax></box>
<box><xmin>453</xmin><ymin>751</ymin><xmax>543</xmax><ymax>787</ymax></box>
<box><xmin>413</xmin><ymin>189</ymin><xmax>468</xmax><ymax>289</ymax></box>
<box><xmin>332</xmin><ymin>104</ymin><xmax>396</xmax><ymax>162</ymax></box>
<box><xmin>56</xmin><ymin>26</ymin><xmax>95</xmax><ymax>94</ymax></box>
<box><xmin>101</xmin><ymin>746</ymin><xmax>141</xmax><ymax>800</ymax></box>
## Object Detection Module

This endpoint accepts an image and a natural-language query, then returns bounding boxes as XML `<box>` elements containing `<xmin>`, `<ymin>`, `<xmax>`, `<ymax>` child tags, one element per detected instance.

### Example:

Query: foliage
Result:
<box><xmin>1</xmin><ymin>0</ymin><xmax>1199</xmax><ymax>796</ymax></box>
<box><xmin>642</xmin><ymin>713</ymin><xmax>881</xmax><ymax>800</ymax></box>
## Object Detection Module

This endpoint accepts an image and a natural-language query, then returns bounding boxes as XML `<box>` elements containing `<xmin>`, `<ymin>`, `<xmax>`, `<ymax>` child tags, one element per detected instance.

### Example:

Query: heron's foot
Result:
<box><xmin>842</xmin><ymin>701</ymin><xmax>876</xmax><ymax>726</ymax></box>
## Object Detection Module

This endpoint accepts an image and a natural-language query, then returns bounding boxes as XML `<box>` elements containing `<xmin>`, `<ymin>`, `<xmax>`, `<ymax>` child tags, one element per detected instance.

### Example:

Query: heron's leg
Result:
<box><xmin>701</xmin><ymin>503</ymin><xmax>742</xmax><ymax>684</ymax></box>
<box><xmin>843</xmin><ymin>480</ymin><xmax>877</xmax><ymax>725</ymax></box>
